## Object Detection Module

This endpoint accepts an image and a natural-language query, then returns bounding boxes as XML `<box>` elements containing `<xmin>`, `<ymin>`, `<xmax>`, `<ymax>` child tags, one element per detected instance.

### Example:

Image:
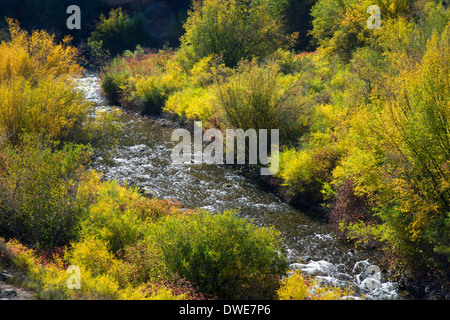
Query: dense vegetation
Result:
<box><xmin>1</xmin><ymin>0</ymin><xmax>449</xmax><ymax>299</ymax></box>
<box><xmin>0</xmin><ymin>14</ymin><xmax>353</xmax><ymax>299</ymax></box>
<box><xmin>99</xmin><ymin>0</ymin><xmax>450</xmax><ymax>298</ymax></box>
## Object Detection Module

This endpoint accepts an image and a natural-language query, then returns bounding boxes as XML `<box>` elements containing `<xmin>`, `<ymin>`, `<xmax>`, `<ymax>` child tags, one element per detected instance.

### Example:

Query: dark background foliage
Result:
<box><xmin>0</xmin><ymin>0</ymin><xmax>317</xmax><ymax>51</ymax></box>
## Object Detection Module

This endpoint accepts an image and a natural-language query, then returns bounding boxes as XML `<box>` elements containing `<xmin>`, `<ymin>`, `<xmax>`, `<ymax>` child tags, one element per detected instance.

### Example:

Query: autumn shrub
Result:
<box><xmin>1</xmin><ymin>197</ymin><xmax>201</xmax><ymax>300</ymax></box>
<box><xmin>75</xmin><ymin>166</ymin><xmax>188</xmax><ymax>255</ymax></box>
<box><xmin>187</xmin><ymin>55</ymin><xmax>218</xmax><ymax>87</ymax></box>
<box><xmin>79</xmin><ymin>184</ymin><xmax>144</xmax><ymax>254</ymax></box>
<box><xmin>101</xmin><ymin>49</ymin><xmax>179</xmax><ymax>114</ymax></box>
<box><xmin>0</xmin><ymin>18</ymin><xmax>82</xmax><ymax>83</ymax></box>
<box><xmin>0</xmin><ymin>19</ymin><xmax>120</xmax><ymax>148</ymax></box>
<box><xmin>162</xmin><ymin>54</ymin><xmax>223</xmax><ymax>122</ymax></box>
<box><xmin>4</xmin><ymin>239</ymin><xmax>42</xmax><ymax>277</ymax></box>
<box><xmin>0</xmin><ymin>19</ymin><xmax>84</xmax><ymax>144</ymax></box>
<box><xmin>310</xmin><ymin>0</ymin><xmax>413</xmax><ymax>62</ymax></box>
<box><xmin>277</xmin><ymin>269</ymin><xmax>354</xmax><ymax>300</ymax></box>
<box><xmin>213</xmin><ymin>59</ymin><xmax>305</xmax><ymax>143</ymax></box>
<box><xmin>0</xmin><ymin>76</ymin><xmax>87</xmax><ymax>144</ymax></box>
<box><xmin>132</xmin><ymin>74</ymin><xmax>171</xmax><ymax>114</ymax></box>
<box><xmin>144</xmin><ymin>210</ymin><xmax>288</xmax><ymax>299</ymax></box>
<box><xmin>164</xmin><ymin>86</ymin><xmax>215</xmax><ymax>121</ymax></box>
<box><xmin>4</xmin><ymin>207</ymin><xmax>275</xmax><ymax>300</ymax></box>
<box><xmin>78</xmin><ymin>178</ymin><xmax>182</xmax><ymax>254</ymax></box>
<box><xmin>276</xmin><ymin>103</ymin><xmax>347</xmax><ymax>205</ymax></box>
<box><xmin>5</xmin><ymin>236</ymin><xmax>189</xmax><ymax>300</ymax></box>
<box><xmin>0</xmin><ymin>137</ymin><xmax>92</xmax><ymax>250</ymax></box>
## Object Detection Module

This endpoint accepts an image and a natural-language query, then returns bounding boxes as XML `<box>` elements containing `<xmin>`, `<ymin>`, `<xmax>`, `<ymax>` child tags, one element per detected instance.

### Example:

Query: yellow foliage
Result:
<box><xmin>164</xmin><ymin>86</ymin><xmax>215</xmax><ymax>121</ymax></box>
<box><xmin>277</xmin><ymin>269</ymin><xmax>354</xmax><ymax>300</ymax></box>
<box><xmin>0</xmin><ymin>18</ymin><xmax>82</xmax><ymax>82</ymax></box>
<box><xmin>66</xmin><ymin>236</ymin><xmax>123</xmax><ymax>278</ymax></box>
<box><xmin>189</xmin><ymin>55</ymin><xmax>216</xmax><ymax>87</ymax></box>
<box><xmin>0</xmin><ymin>76</ymin><xmax>89</xmax><ymax>143</ymax></box>
<box><xmin>5</xmin><ymin>239</ymin><xmax>42</xmax><ymax>280</ymax></box>
<box><xmin>277</xmin><ymin>269</ymin><xmax>308</xmax><ymax>300</ymax></box>
<box><xmin>278</xmin><ymin>103</ymin><xmax>347</xmax><ymax>194</ymax></box>
<box><xmin>0</xmin><ymin>19</ymin><xmax>91</xmax><ymax>144</ymax></box>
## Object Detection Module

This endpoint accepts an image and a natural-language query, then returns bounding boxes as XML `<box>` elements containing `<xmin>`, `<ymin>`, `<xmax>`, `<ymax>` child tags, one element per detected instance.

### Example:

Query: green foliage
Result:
<box><xmin>88</xmin><ymin>8</ymin><xmax>151</xmax><ymax>58</ymax></box>
<box><xmin>78</xmin><ymin>176</ymin><xmax>182</xmax><ymax>254</ymax></box>
<box><xmin>146</xmin><ymin>210</ymin><xmax>288</xmax><ymax>299</ymax></box>
<box><xmin>213</xmin><ymin>59</ymin><xmax>305</xmax><ymax>142</ymax></box>
<box><xmin>180</xmin><ymin>0</ymin><xmax>297</xmax><ymax>67</ymax></box>
<box><xmin>328</xmin><ymin>7</ymin><xmax>450</xmax><ymax>281</ymax></box>
<box><xmin>100</xmin><ymin>49</ymin><xmax>179</xmax><ymax>114</ymax></box>
<box><xmin>0</xmin><ymin>138</ymin><xmax>92</xmax><ymax>249</ymax></box>
<box><xmin>86</xmin><ymin>39</ymin><xmax>111</xmax><ymax>69</ymax></box>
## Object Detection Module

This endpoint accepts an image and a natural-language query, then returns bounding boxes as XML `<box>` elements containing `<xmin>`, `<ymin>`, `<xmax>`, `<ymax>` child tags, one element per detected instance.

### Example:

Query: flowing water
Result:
<box><xmin>78</xmin><ymin>74</ymin><xmax>407</xmax><ymax>300</ymax></box>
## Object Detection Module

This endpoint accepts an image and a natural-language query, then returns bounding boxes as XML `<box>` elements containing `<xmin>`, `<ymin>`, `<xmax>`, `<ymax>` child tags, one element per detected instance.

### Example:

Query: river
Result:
<box><xmin>78</xmin><ymin>73</ymin><xmax>407</xmax><ymax>300</ymax></box>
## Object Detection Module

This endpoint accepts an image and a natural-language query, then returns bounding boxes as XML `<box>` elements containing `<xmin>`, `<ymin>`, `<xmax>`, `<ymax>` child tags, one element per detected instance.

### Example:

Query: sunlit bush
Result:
<box><xmin>0</xmin><ymin>18</ymin><xmax>82</xmax><ymax>82</ymax></box>
<box><xmin>77</xmin><ymin>171</ymin><xmax>185</xmax><ymax>254</ymax></box>
<box><xmin>180</xmin><ymin>0</ymin><xmax>296</xmax><ymax>67</ymax></box>
<box><xmin>0</xmin><ymin>19</ymin><xmax>85</xmax><ymax>144</ymax></box>
<box><xmin>0</xmin><ymin>76</ymin><xmax>88</xmax><ymax>144</ymax></box>
<box><xmin>164</xmin><ymin>86</ymin><xmax>215</xmax><ymax>121</ymax></box>
<box><xmin>0</xmin><ymin>19</ymin><xmax>120</xmax><ymax>147</ymax></box>
<box><xmin>277</xmin><ymin>269</ymin><xmax>354</xmax><ymax>300</ymax></box>
<box><xmin>79</xmin><ymin>181</ymin><xmax>145</xmax><ymax>254</ymax></box>
<box><xmin>144</xmin><ymin>210</ymin><xmax>288</xmax><ymax>299</ymax></box>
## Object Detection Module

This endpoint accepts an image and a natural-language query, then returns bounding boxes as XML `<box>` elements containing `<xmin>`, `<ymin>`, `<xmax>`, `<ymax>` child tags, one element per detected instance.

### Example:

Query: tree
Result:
<box><xmin>179</xmin><ymin>0</ymin><xmax>297</xmax><ymax>67</ymax></box>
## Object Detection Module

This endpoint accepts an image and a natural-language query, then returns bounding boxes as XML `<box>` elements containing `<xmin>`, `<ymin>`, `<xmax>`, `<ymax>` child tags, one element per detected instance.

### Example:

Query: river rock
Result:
<box><xmin>0</xmin><ymin>271</ymin><xmax>13</xmax><ymax>282</ymax></box>
<box><xmin>0</xmin><ymin>288</ymin><xmax>17</xmax><ymax>298</ymax></box>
